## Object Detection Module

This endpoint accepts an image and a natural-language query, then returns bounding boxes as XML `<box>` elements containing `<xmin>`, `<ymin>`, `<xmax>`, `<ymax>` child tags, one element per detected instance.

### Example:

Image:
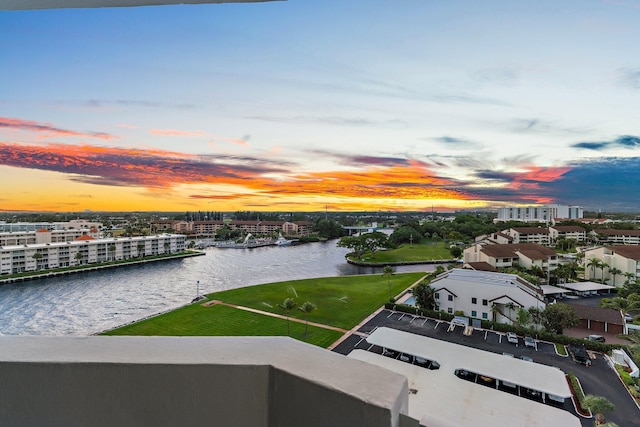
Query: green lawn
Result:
<box><xmin>356</xmin><ymin>242</ymin><xmax>452</xmax><ymax>263</ymax></box>
<box><xmin>103</xmin><ymin>304</ymin><xmax>344</xmax><ymax>348</ymax></box>
<box><xmin>207</xmin><ymin>272</ymin><xmax>425</xmax><ymax>330</ymax></box>
<box><xmin>103</xmin><ymin>272</ymin><xmax>425</xmax><ymax>346</ymax></box>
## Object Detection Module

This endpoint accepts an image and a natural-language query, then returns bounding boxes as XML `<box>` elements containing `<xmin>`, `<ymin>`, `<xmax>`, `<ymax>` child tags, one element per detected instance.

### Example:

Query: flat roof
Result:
<box><xmin>560</xmin><ymin>282</ymin><xmax>614</xmax><ymax>292</ymax></box>
<box><xmin>350</xmin><ymin>350</ymin><xmax>580</xmax><ymax>427</ymax></box>
<box><xmin>364</xmin><ymin>327</ymin><xmax>570</xmax><ymax>398</ymax></box>
<box><xmin>541</xmin><ymin>285</ymin><xmax>570</xmax><ymax>295</ymax></box>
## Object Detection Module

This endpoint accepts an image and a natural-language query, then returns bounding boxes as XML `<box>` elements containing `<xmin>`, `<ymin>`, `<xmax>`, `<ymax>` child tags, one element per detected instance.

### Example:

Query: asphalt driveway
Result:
<box><xmin>332</xmin><ymin>309</ymin><xmax>639</xmax><ymax>427</ymax></box>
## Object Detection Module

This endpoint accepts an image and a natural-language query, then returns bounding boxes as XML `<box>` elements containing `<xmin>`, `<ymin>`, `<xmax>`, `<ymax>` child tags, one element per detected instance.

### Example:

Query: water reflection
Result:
<box><xmin>0</xmin><ymin>242</ymin><xmax>433</xmax><ymax>336</ymax></box>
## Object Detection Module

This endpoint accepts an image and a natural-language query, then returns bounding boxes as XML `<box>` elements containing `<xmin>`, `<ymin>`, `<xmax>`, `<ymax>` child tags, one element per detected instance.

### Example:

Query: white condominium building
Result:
<box><xmin>496</xmin><ymin>204</ymin><xmax>583</xmax><ymax>223</ymax></box>
<box><xmin>0</xmin><ymin>233</ymin><xmax>185</xmax><ymax>275</ymax></box>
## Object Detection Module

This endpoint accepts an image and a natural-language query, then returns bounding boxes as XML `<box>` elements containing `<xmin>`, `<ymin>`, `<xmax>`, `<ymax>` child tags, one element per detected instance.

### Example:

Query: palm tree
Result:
<box><xmin>490</xmin><ymin>304</ymin><xmax>501</xmax><ymax>322</ymax></box>
<box><xmin>586</xmin><ymin>258</ymin><xmax>601</xmax><ymax>281</ymax></box>
<box><xmin>583</xmin><ymin>394</ymin><xmax>614</xmax><ymax>425</ymax></box>
<box><xmin>624</xmin><ymin>272</ymin><xmax>636</xmax><ymax>285</ymax></box>
<box><xmin>108</xmin><ymin>244</ymin><xmax>116</xmax><ymax>262</ymax></box>
<box><xmin>601</xmin><ymin>296</ymin><xmax>640</xmax><ymax>318</ymax></box>
<box><xmin>137</xmin><ymin>243</ymin><xmax>145</xmax><ymax>258</ymax></box>
<box><xmin>298</xmin><ymin>301</ymin><xmax>316</xmax><ymax>339</ymax></box>
<box><xmin>382</xmin><ymin>265</ymin><xmax>394</xmax><ymax>301</ymax></box>
<box><xmin>505</xmin><ymin>301</ymin><xmax>516</xmax><ymax>322</ymax></box>
<box><xmin>600</xmin><ymin>262</ymin><xmax>609</xmax><ymax>283</ymax></box>
<box><xmin>413</xmin><ymin>282</ymin><xmax>437</xmax><ymax>310</ymax></box>
<box><xmin>32</xmin><ymin>252</ymin><xmax>43</xmax><ymax>271</ymax></box>
<box><xmin>279</xmin><ymin>297</ymin><xmax>297</xmax><ymax>336</ymax></box>
<box><xmin>609</xmin><ymin>267</ymin><xmax>622</xmax><ymax>287</ymax></box>
<box><xmin>75</xmin><ymin>251</ymin><xmax>84</xmax><ymax>265</ymax></box>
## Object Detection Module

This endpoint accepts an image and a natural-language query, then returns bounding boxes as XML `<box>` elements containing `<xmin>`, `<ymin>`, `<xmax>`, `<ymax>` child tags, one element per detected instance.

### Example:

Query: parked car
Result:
<box><xmin>506</xmin><ymin>332</ymin><xmax>518</xmax><ymax>344</ymax></box>
<box><xmin>585</xmin><ymin>334</ymin><xmax>605</xmax><ymax>343</ymax></box>
<box><xmin>520</xmin><ymin>355</ymin><xmax>533</xmax><ymax>362</ymax></box>
<box><xmin>524</xmin><ymin>335</ymin><xmax>536</xmax><ymax>348</ymax></box>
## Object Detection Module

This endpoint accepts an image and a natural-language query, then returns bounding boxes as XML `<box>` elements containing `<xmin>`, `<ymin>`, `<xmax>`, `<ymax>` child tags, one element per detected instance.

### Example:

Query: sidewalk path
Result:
<box><xmin>205</xmin><ymin>300</ymin><xmax>348</xmax><ymax>333</ymax></box>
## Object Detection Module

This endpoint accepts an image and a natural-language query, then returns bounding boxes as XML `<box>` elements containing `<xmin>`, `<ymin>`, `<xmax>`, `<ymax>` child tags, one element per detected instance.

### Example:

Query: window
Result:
<box><xmin>482</xmin><ymin>299</ymin><xmax>488</xmax><ymax>306</ymax></box>
<box><xmin>435</xmin><ymin>293</ymin><xmax>440</xmax><ymax>299</ymax></box>
<box><xmin>482</xmin><ymin>312</ymin><xmax>488</xmax><ymax>319</ymax></box>
<box><xmin>471</xmin><ymin>297</ymin><xmax>477</xmax><ymax>304</ymax></box>
<box><xmin>471</xmin><ymin>310</ymin><xmax>477</xmax><ymax>317</ymax></box>
<box><xmin>447</xmin><ymin>308</ymin><xmax>453</xmax><ymax>314</ymax></box>
<box><xmin>448</xmin><ymin>295</ymin><xmax>453</xmax><ymax>301</ymax></box>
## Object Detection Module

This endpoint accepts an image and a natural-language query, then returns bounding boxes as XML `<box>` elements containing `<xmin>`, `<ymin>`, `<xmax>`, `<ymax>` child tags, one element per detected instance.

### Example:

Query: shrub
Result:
<box><xmin>568</xmin><ymin>372</ymin><xmax>588</xmax><ymax>413</ymax></box>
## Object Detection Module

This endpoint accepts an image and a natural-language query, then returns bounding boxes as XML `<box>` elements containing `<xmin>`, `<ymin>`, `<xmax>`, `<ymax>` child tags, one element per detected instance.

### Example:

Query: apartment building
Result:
<box><xmin>583</xmin><ymin>245</ymin><xmax>640</xmax><ymax>286</ymax></box>
<box><xmin>0</xmin><ymin>233</ymin><xmax>185</xmax><ymax>275</ymax></box>
<box><xmin>548</xmin><ymin>225</ymin><xmax>586</xmax><ymax>244</ymax></box>
<box><xmin>464</xmin><ymin>243</ymin><xmax>559</xmax><ymax>272</ymax></box>
<box><xmin>428</xmin><ymin>269</ymin><xmax>545</xmax><ymax>324</ymax></box>
<box><xmin>593</xmin><ymin>229</ymin><xmax>640</xmax><ymax>245</ymax></box>
<box><xmin>495</xmin><ymin>204</ymin><xmax>583</xmax><ymax>224</ymax></box>
<box><xmin>503</xmin><ymin>227</ymin><xmax>551</xmax><ymax>245</ymax></box>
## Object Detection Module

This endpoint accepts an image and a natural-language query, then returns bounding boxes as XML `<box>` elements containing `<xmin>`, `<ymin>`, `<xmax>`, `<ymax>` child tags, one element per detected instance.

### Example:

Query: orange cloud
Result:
<box><xmin>0</xmin><ymin>117</ymin><xmax>117</xmax><ymax>140</ymax></box>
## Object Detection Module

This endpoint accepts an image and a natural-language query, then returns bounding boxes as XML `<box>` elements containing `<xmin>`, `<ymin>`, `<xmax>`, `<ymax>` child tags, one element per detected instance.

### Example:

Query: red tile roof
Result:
<box><xmin>608</xmin><ymin>245</ymin><xmax>640</xmax><ymax>261</ymax></box>
<box><xmin>480</xmin><ymin>243</ymin><xmax>557</xmax><ymax>260</ymax></box>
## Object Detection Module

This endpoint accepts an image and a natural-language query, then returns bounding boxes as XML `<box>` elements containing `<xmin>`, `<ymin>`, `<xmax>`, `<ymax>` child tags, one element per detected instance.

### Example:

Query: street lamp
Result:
<box><xmin>196</xmin><ymin>280</ymin><xmax>200</xmax><ymax>299</ymax></box>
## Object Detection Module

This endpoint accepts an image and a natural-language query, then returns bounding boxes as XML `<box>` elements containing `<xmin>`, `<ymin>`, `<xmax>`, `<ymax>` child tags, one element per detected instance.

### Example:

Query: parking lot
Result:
<box><xmin>332</xmin><ymin>309</ymin><xmax>639</xmax><ymax>427</ymax></box>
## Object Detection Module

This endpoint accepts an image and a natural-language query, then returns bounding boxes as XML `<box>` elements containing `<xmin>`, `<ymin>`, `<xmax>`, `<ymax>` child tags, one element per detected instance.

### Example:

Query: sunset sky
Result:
<box><xmin>2</xmin><ymin>0</ymin><xmax>640</xmax><ymax>212</ymax></box>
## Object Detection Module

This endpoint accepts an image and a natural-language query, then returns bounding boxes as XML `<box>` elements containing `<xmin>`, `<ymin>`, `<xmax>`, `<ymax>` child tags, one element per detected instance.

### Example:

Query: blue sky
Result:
<box><xmin>1</xmin><ymin>0</ymin><xmax>639</xmax><ymax>212</ymax></box>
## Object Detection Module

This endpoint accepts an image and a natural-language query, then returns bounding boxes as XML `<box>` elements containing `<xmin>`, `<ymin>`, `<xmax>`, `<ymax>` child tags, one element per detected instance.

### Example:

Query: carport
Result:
<box><xmin>351</xmin><ymin>327</ymin><xmax>581</xmax><ymax>427</ymax></box>
<box><xmin>560</xmin><ymin>281</ymin><xmax>614</xmax><ymax>296</ymax></box>
<box><xmin>540</xmin><ymin>284</ymin><xmax>570</xmax><ymax>298</ymax></box>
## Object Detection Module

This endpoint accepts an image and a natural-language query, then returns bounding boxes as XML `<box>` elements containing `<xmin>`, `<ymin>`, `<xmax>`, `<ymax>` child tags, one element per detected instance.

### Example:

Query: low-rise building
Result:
<box><xmin>0</xmin><ymin>227</ymin><xmax>101</xmax><ymax>247</ymax></box>
<box><xmin>583</xmin><ymin>245</ymin><xmax>640</xmax><ymax>286</ymax></box>
<box><xmin>593</xmin><ymin>229</ymin><xmax>640</xmax><ymax>245</ymax></box>
<box><xmin>464</xmin><ymin>243</ymin><xmax>560</xmax><ymax>272</ymax></box>
<box><xmin>428</xmin><ymin>269</ymin><xmax>545</xmax><ymax>324</ymax></box>
<box><xmin>504</xmin><ymin>227</ymin><xmax>550</xmax><ymax>245</ymax></box>
<box><xmin>0</xmin><ymin>233</ymin><xmax>186</xmax><ymax>275</ymax></box>
<box><xmin>549</xmin><ymin>225</ymin><xmax>586</xmax><ymax>244</ymax></box>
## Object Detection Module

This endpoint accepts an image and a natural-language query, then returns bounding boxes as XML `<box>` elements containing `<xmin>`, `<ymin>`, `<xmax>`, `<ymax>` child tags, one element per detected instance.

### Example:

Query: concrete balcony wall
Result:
<box><xmin>0</xmin><ymin>336</ymin><xmax>408</xmax><ymax>427</ymax></box>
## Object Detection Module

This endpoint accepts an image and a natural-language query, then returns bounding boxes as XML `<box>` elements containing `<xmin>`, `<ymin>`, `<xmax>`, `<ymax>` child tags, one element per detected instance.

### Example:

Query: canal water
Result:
<box><xmin>0</xmin><ymin>242</ymin><xmax>433</xmax><ymax>336</ymax></box>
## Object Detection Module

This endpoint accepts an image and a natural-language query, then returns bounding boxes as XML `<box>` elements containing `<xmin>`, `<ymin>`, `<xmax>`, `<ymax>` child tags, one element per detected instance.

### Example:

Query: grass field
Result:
<box><xmin>206</xmin><ymin>272</ymin><xmax>425</xmax><ymax>330</ymax></box>
<box><xmin>103</xmin><ymin>272</ymin><xmax>425</xmax><ymax>347</ymax></box>
<box><xmin>354</xmin><ymin>242</ymin><xmax>452</xmax><ymax>263</ymax></box>
<box><xmin>104</xmin><ymin>304</ymin><xmax>344</xmax><ymax>348</ymax></box>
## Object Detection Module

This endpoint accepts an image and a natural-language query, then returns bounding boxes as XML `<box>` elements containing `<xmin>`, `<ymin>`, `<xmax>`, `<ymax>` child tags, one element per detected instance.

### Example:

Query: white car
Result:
<box><xmin>506</xmin><ymin>332</ymin><xmax>518</xmax><ymax>344</ymax></box>
<box><xmin>524</xmin><ymin>335</ymin><xmax>536</xmax><ymax>348</ymax></box>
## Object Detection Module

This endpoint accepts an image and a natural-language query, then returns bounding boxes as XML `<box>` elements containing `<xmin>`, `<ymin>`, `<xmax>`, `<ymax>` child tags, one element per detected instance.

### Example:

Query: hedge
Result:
<box><xmin>385</xmin><ymin>303</ymin><xmax>624</xmax><ymax>353</ymax></box>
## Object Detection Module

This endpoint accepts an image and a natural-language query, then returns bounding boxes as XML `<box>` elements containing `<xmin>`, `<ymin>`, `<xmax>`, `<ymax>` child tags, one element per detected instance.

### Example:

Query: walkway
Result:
<box><xmin>205</xmin><ymin>300</ymin><xmax>348</xmax><ymax>333</ymax></box>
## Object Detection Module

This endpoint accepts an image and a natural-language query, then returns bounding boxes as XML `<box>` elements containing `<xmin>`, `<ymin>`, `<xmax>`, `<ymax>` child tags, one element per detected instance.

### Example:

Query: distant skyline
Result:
<box><xmin>2</xmin><ymin>1</ymin><xmax>640</xmax><ymax>212</ymax></box>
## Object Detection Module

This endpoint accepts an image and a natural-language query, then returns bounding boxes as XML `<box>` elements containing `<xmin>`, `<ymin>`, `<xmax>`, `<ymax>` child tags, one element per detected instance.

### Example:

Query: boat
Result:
<box><xmin>276</xmin><ymin>233</ymin><xmax>292</xmax><ymax>246</ymax></box>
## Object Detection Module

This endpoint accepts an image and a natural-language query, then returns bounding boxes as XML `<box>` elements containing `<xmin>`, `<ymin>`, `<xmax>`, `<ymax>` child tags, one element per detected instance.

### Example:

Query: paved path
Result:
<box><xmin>205</xmin><ymin>300</ymin><xmax>349</xmax><ymax>333</ymax></box>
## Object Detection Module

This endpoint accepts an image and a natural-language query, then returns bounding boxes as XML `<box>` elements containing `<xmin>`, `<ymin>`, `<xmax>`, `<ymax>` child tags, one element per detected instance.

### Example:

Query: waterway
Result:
<box><xmin>0</xmin><ymin>242</ymin><xmax>433</xmax><ymax>336</ymax></box>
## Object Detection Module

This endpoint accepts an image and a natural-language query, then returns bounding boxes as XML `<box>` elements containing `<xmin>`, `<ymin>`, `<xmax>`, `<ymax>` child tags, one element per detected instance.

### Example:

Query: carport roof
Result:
<box><xmin>560</xmin><ymin>282</ymin><xmax>614</xmax><ymax>292</ymax></box>
<box><xmin>351</xmin><ymin>328</ymin><xmax>580</xmax><ymax>427</ymax></box>
<box><xmin>365</xmin><ymin>327</ymin><xmax>570</xmax><ymax>397</ymax></box>
<box><xmin>541</xmin><ymin>285</ymin><xmax>570</xmax><ymax>295</ymax></box>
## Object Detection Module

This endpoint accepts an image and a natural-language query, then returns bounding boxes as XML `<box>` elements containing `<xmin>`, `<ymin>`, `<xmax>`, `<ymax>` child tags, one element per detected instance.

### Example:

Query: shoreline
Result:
<box><xmin>0</xmin><ymin>251</ymin><xmax>205</xmax><ymax>285</ymax></box>
<box><xmin>345</xmin><ymin>257</ymin><xmax>458</xmax><ymax>267</ymax></box>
